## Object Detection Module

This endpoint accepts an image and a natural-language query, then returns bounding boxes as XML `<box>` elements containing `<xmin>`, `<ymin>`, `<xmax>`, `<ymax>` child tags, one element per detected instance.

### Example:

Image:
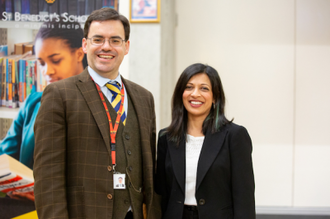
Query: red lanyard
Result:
<box><xmin>91</xmin><ymin>77</ymin><xmax>125</xmax><ymax>168</ymax></box>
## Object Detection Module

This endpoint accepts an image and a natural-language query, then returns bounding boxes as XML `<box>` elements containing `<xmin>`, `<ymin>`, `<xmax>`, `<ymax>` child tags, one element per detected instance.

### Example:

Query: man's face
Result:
<box><xmin>82</xmin><ymin>20</ymin><xmax>130</xmax><ymax>79</ymax></box>
<box><xmin>118</xmin><ymin>178</ymin><xmax>123</xmax><ymax>183</ymax></box>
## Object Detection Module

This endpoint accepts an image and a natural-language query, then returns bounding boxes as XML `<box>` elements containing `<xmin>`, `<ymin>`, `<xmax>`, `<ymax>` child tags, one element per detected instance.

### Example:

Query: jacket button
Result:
<box><xmin>127</xmin><ymin>150</ymin><xmax>132</xmax><ymax>155</ymax></box>
<box><xmin>129</xmin><ymin>166</ymin><xmax>133</xmax><ymax>171</ymax></box>
<box><xmin>107</xmin><ymin>166</ymin><xmax>112</xmax><ymax>171</ymax></box>
<box><xmin>199</xmin><ymin>199</ymin><xmax>205</xmax><ymax>205</ymax></box>
<box><xmin>107</xmin><ymin>194</ymin><xmax>113</xmax><ymax>199</ymax></box>
<box><xmin>125</xmin><ymin>134</ymin><xmax>130</xmax><ymax>140</ymax></box>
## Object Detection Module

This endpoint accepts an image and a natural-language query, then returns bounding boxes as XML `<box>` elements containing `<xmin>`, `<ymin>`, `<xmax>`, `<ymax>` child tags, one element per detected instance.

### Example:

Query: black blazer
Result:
<box><xmin>155</xmin><ymin>123</ymin><xmax>255</xmax><ymax>219</ymax></box>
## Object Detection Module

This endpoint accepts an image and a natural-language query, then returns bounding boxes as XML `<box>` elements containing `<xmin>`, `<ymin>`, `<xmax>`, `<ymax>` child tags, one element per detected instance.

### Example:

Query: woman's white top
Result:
<box><xmin>184</xmin><ymin>134</ymin><xmax>205</xmax><ymax>205</ymax></box>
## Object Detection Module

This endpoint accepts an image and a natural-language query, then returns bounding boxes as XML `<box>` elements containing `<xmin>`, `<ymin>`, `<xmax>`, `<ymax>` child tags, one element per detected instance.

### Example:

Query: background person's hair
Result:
<box><xmin>35</xmin><ymin>18</ymin><xmax>88</xmax><ymax>68</ymax></box>
<box><xmin>84</xmin><ymin>7</ymin><xmax>130</xmax><ymax>41</ymax></box>
<box><xmin>166</xmin><ymin>63</ymin><xmax>232</xmax><ymax>144</ymax></box>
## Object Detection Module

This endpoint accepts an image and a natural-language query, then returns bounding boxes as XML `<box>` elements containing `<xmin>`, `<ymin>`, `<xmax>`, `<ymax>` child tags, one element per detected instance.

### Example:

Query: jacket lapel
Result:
<box><xmin>196</xmin><ymin>127</ymin><xmax>228</xmax><ymax>190</ymax></box>
<box><xmin>121</xmin><ymin>77</ymin><xmax>154</xmax><ymax>180</ymax></box>
<box><xmin>167</xmin><ymin>136</ymin><xmax>186</xmax><ymax>193</ymax></box>
<box><xmin>76</xmin><ymin>69</ymin><xmax>111</xmax><ymax>156</ymax></box>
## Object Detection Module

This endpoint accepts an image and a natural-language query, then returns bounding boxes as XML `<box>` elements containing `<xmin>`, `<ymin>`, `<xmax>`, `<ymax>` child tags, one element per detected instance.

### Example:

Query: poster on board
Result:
<box><xmin>0</xmin><ymin>1</ymin><xmax>118</xmax><ymax>218</ymax></box>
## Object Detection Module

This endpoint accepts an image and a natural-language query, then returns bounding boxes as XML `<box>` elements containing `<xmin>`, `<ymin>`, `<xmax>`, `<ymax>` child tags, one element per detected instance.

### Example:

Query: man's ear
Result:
<box><xmin>82</xmin><ymin>38</ymin><xmax>88</xmax><ymax>54</ymax></box>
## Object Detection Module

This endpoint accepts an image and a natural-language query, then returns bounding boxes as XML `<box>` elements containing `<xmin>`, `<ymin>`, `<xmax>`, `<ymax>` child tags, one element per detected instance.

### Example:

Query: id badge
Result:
<box><xmin>113</xmin><ymin>173</ymin><xmax>126</xmax><ymax>189</ymax></box>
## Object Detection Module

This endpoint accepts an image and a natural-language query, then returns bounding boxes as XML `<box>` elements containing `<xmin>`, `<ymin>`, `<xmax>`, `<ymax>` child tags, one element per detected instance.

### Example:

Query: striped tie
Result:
<box><xmin>105</xmin><ymin>82</ymin><xmax>126</xmax><ymax>126</ymax></box>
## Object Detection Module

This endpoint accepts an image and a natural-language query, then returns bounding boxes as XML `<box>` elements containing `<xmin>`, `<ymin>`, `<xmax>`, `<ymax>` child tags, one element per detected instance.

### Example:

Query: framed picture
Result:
<box><xmin>130</xmin><ymin>0</ymin><xmax>160</xmax><ymax>23</ymax></box>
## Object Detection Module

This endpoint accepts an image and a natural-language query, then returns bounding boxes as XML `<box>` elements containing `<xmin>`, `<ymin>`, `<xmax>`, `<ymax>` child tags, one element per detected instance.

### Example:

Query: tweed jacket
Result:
<box><xmin>34</xmin><ymin>68</ymin><xmax>161</xmax><ymax>219</ymax></box>
<box><xmin>155</xmin><ymin>123</ymin><xmax>255</xmax><ymax>219</ymax></box>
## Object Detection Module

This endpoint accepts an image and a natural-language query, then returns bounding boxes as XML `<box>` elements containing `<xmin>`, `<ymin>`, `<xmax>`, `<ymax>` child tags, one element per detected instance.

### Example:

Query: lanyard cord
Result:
<box><xmin>91</xmin><ymin>76</ymin><xmax>125</xmax><ymax>168</ymax></box>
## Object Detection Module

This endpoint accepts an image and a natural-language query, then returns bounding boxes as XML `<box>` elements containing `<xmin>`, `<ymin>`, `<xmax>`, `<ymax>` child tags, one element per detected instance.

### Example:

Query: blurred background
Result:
<box><xmin>1</xmin><ymin>0</ymin><xmax>329</xmax><ymax>218</ymax></box>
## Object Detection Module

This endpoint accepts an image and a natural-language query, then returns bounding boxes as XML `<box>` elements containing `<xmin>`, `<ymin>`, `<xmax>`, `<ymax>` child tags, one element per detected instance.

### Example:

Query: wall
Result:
<box><xmin>123</xmin><ymin>0</ymin><xmax>175</xmax><ymax>131</ymax></box>
<box><xmin>174</xmin><ymin>0</ymin><xmax>330</xmax><ymax>213</ymax></box>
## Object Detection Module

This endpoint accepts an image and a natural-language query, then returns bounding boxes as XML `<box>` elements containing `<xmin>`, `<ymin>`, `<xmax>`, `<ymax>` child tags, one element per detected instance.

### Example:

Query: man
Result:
<box><xmin>34</xmin><ymin>8</ymin><xmax>160</xmax><ymax>219</ymax></box>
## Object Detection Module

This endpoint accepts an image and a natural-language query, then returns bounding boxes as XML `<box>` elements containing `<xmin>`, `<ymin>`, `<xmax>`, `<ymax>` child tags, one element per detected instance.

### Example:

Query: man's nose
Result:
<box><xmin>101</xmin><ymin>39</ymin><xmax>113</xmax><ymax>50</ymax></box>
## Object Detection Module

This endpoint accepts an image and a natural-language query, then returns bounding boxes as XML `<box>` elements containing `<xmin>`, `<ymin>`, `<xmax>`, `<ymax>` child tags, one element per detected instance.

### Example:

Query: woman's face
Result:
<box><xmin>35</xmin><ymin>38</ymin><xmax>84</xmax><ymax>84</ymax></box>
<box><xmin>182</xmin><ymin>73</ymin><xmax>214</xmax><ymax>121</ymax></box>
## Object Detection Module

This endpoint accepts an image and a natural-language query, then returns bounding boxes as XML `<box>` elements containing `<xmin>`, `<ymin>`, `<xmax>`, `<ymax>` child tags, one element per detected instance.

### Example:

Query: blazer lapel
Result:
<box><xmin>167</xmin><ymin>137</ymin><xmax>186</xmax><ymax>193</ymax></box>
<box><xmin>196</xmin><ymin>128</ymin><xmax>228</xmax><ymax>190</ymax></box>
<box><xmin>76</xmin><ymin>69</ymin><xmax>111</xmax><ymax>156</ymax></box>
<box><xmin>121</xmin><ymin>76</ymin><xmax>153</xmax><ymax>150</ymax></box>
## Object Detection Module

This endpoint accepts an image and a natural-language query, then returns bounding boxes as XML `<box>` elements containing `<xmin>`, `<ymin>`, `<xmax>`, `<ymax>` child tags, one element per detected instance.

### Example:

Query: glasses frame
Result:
<box><xmin>86</xmin><ymin>37</ymin><xmax>126</xmax><ymax>47</ymax></box>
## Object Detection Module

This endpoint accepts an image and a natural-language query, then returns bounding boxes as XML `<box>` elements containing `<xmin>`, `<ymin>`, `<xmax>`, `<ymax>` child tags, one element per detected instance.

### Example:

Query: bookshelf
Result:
<box><xmin>0</xmin><ymin>21</ymin><xmax>36</xmax><ymax>124</ymax></box>
<box><xmin>0</xmin><ymin>107</ymin><xmax>19</xmax><ymax>119</ymax></box>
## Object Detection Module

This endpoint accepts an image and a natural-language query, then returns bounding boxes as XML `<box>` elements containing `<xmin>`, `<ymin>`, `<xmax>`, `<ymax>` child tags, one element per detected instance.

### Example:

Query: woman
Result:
<box><xmin>155</xmin><ymin>63</ymin><xmax>255</xmax><ymax>219</ymax></box>
<box><xmin>0</xmin><ymin>19</ymin><xmax>87</xmax><ymax>200</ymax></box>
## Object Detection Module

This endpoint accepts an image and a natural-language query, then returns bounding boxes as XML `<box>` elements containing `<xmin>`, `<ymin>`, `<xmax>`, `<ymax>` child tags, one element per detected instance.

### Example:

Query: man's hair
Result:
<box><xmin>84</xmin><ymin>7</ymin><xmax>130</xmax><ymax>41</ymax></box>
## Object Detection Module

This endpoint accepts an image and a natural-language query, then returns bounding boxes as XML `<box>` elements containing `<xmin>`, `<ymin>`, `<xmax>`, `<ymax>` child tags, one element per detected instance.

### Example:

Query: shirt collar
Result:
<box><xmin>88</xmin><ymin>66</ymin><xmax>122</xmax><ymax>88</ymax></box>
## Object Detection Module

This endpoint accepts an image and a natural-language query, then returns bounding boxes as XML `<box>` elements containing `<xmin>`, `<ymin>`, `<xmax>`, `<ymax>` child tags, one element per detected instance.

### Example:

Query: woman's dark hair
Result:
<box><xmin>167</xmin><ymin>63</ymin><xmax>232</xmax><ymax>144</ymax></box>
<box><xmin>35</xmin><ymin>18</ymin><xmax>87</xmax><ymax>68</ymax></box>
<box><xmin>84</xmin><ymin>7</ymin><xmax>130</xmax><ymax>41</ymax></box>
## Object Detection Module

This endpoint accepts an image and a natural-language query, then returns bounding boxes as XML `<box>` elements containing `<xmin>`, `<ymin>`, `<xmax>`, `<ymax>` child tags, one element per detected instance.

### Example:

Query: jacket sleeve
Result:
<box><xmin>33</xmin><ymin>84</ymin><xmax>69</xmax><ymax>219</ymax></box>
<box><xmin>229</xmin><ymin>125</ymin><xmax>256</xmax><ymax>219</ymax></box>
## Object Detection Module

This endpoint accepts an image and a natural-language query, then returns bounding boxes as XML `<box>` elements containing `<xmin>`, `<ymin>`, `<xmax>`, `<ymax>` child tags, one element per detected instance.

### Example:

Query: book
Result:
<box><xmin>95</xmin><ymin>0</ymin><xmax>103</xmax><ymax>10</ymax></box>
<box><xmin>21</xmin><ymin>0</ymin><xmax>30</xmax><ymax>15</ymax></box>
<box><xmin>5</xmin><ymin>0</ymin><xmax>14</xmax><ymax>21</ymax></box>
<box><xmin>29</xmin><ymin>0</ymin><xmax>38</xmax><ymax>15</ymax></box>
<box><xmin>11</xmin><ymin>58</ymin><xmax>18</xmax><ymax>108</ymax></box>
<box><xmin>14</xmin><ymin>42</ymin><xmax>32</xmax><ymax>55</ymax></box>
<box><xmin>48</xmin><ymin>0</ymin><xmax>59</xmax><ymax>14</ymax></box>
<box><xmin>13</xmin><ymin>0</ymin><xmax>21</xmax><ymax>13</ymax></box>
<box><xmin>12</xmin><ymin>210</ymin><xmax>38</xmax><ymax>219</ymax></box>
<box><xmin>103</xmin><ymin>0</ymin><xmax>116</xmax><ymax>9</ymax></box>
<box><xmin>1</xmin><ymin>57</ymin><xmax>6</xmax><ymax>106</ymax></box>
<box><xmin>30</xmin><ymin>60</ymin><xmax>37</xmax><ymax>94</ymax></box>
<box><xmin>25</xmin><ymin>59</ymin><xmax>31</xmax><ymax>97</ymax></box>
<box><xmin>0</xmin><ymin>0</ymin><xmax>6</xmax><ymax>20</ymax></box>
<box><xmin>0</xmin><ymin>57</ymin><xmax>3</xmax><ymax>106</ymax></box>
<box><xmin>38</xmin><ymin>0</ymin><xmax>48</xmax><ymax>16</ymax></box>
<box><xmin>23</xmin><ymin>42</ymin><xmax>33</xmax><ymax>54</ymax></box>
<box><xmin>6</xmin><ymin>57</ymin><xmax>12</xmax><ymax>108</ymax></box>
<box><xmin>13</xmin><ymin>58</ymin><xmax>20</xmax><ymax>108</ymax></box>
<box><xmin>85</xmin><ymin>0</ymin><xmax>94</xmax><ymax>15</ymax></box>
<box><xmin>58</xmin><ymin>0</ymin><xmax>68</xmax><ymax>15</ymax></box>
<box><xmin>68</xmin><ymin>0</ymin><xmax>77</xmax><ymax>15</ymax></box>
<box><xmin>18</xmin><ymin>59</ymin><xmax>25</xmax><ymax>106</ymax></box>
<box><xmin>77</xmin><ymin>0</ymin><xmax>85</xmax><ymax>16</ymax></box>
<box><xmin>0</xmin><ymin>154</ymin><xmax>34</xmax><ymax>195</ymax></box>
<box><xmin>0</xmin><ymin>45</ymin><xmax>8</xmax><ymax>56</ymax></box>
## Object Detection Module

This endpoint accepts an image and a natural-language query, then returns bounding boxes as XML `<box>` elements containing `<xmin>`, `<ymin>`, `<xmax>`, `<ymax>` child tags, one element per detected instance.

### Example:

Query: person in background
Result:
<box><xmin>155</xmin><ymin>63</ymin><xmax>255</xmax><ymax>219</ymax></box>
<box><xmin>33</xmin><ymin>8</ymin><xmax>160</xmax><ymax>219</ymax></box>
<box><xmin>0</xmin><ymin>19</ymin><xmax>86</xmax><ymax>201</ymax></box>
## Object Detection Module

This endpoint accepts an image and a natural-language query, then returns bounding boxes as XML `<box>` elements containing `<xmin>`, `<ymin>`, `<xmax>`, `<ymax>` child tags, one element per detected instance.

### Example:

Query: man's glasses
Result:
<box><xmin>86</xmin><ymin>36</ymin><xmax>125</xmax><ymax>47</ymax></box>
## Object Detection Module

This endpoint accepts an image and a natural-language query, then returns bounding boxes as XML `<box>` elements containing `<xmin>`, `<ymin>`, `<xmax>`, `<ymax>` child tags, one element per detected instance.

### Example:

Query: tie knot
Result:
<box><xmin>106</xmin><ymin>82</ymin><xmax>121</xmax><ymax>94</ymax></box>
